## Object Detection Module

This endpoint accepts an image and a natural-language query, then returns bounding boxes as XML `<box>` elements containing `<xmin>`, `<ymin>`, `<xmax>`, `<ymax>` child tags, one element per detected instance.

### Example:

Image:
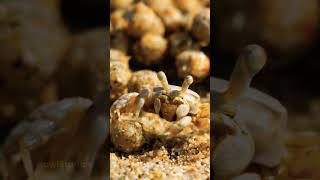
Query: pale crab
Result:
<box><xmin>110</xmin><ymin>87</ymin><xmax>197</xmax><ymax>153</ymax></box>
<box><xmin>152</xmin><ymin>71</ymin><xmax>201</xmax><ymax>123</ymax></box>
<box><xmin>212</xmin><ymin>44</ymin><xmax>287</xmax><ymax>178</ymax></box>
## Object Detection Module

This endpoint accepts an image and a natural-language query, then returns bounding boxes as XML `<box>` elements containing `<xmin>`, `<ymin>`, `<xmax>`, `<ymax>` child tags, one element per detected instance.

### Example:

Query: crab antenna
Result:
<box><xmin>134</xmin><ymin>88</ymin><xmax>150</xmax><ymax>118</ymax></box>
<box><xmin>180</xmin><ymin>75</ymin><xmax>193</xmax><ymax>95</ymax></box>
<box><xmin>222</xmin><ymin>44</ymin><xmax>266</xmax><ymax>103</ymax></box>
<box><xmin>157</xmin><ymin>71</ymin><xmax>170</xmax><ymax>92</ymax></box>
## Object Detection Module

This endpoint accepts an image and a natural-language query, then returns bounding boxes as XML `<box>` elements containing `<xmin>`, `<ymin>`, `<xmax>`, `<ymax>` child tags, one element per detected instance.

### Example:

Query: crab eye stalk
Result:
<box><xmin>222</xmin><ymin>44</ymin><xmax>266</xmax><ymax>103</ymax></box>
<box><xmin>157</xmin><ymin>71</ymin><xmax>170</xmax><ymax>93</ymax></box>
<box><xmin>240</xmin><ymin>44</ymin><xmax>267</xmax><ymax>76</ymax></box>
<box><xmin>180</xmin><ymin>75</ymin><xmax>193</xmax><ymax>95</ymax></box>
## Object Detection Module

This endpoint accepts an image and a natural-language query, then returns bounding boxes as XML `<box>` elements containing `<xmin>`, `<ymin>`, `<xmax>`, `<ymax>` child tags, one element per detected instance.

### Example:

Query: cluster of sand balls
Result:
<box><xmin>110</xmin><ymin>0</ymin><xmax>211</xmax><ymax>101</ymax></box>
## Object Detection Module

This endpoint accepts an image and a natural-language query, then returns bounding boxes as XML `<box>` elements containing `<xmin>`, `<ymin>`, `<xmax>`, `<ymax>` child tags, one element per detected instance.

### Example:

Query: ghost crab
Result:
<box><xmin>153</xmin><ymin>71</ymin><xmax>201</xmax><ymax>123</ymax></box>
<box><xmin>212</xmin><ymin>44</ymin><xmax>287</xmax><ymax>178</ymax></box>
<box><xmin>110</xmin><ymin>72</ymin><xmax>202</xmax><ymax>153</ymax></box>
<box><xmin>110</xmin><ymin>89</ymin><xmax>178</xmax><ymax>153</ymax></box>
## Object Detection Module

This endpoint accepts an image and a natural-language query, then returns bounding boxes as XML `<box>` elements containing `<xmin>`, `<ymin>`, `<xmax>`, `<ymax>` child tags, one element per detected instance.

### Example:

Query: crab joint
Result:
<box><xmin>180</xmin><ymin>75</ymin><xmax>193</xmax><ymax>95</ymax></box>
<box><xmin>222</xmin><ymin>44</ymin><xmax>266</xmax><ymax>103</ymax></box>
<box><xmin>157</xmin><ymin>71</ymin><xmax>170</xmax><ymax>93</ymax></box>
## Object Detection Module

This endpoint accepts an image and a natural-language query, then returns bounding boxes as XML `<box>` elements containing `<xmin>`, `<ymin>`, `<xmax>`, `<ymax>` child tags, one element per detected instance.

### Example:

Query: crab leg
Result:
<box><xmin>134</xmin><ymin>88</ymin><xmax>149</xmax><ymax>118</ymax></box>
<box><xmin>180</xmin><ymin>75</ymin><xmax>193</xmax><ymax>96</ymax></box>
<box><xmin>157</xmin><ymin>71</ymin><xmax>170</xmax><ymax>93</ymax></box>
<box><xmin>154</xmin><ymin>98</ymin><xmax>161</xmax><ymax>114</ymax></box>
<box><xmin>222</xmin><ymin>44</ymin><xmax>266</xmax><ymax>103</ymax></box>
<box><xmin>165</xmin><ymin>116</ymin><xmax>193</xmax><ymax>136</ymax></box>
<box><xmin>19</xmin><ymin>141</ymin><xmax>34</xmax><ymax>178</ymax></box>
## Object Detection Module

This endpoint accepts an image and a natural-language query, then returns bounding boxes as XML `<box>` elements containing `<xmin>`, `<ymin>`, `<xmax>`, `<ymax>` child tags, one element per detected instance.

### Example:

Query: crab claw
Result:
<box><xmin>157</xmin><ymin>71</ymin><xmax>170</xmax><ymax>93</ymax></box>
<box><xmin>176</xmin><ymin>104</ymin><xmax>190</xmax><ymax>119</ymax></box>
<box><xmin>222</xmin><ymin>44</ymin><xmax>266</xmax><ymax>103</ymax></box>
<box><xmin>180</xmin><ymin>75</ymin><xmax>193</xmax><ymax>96</ymax></box>
<box><xmin>166</xmin><ymin>116</ymin><xmax>192</xmax><ymax>136</ymax></box>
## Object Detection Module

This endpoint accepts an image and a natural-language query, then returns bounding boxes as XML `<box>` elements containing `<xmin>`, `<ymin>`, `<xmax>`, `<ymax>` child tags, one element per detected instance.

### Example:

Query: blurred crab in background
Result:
<box><xmin>212</xmin><ymin>44</ymin><xmax>288</xmax><ymax>179</ymax></box>
<box><xmin>0</xmin><ymin>92</ymin><xmax>107</xmax><ymax>180</ymax></box>
<box><xmin>0</xmin><ymin>0</ymin><xmax>110</xmax><ymax>179</ymax></box>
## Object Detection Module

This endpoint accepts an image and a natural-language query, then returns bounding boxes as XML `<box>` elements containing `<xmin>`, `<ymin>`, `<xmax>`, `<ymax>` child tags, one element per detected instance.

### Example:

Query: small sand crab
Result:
<box><xmin>110</xmin><ymin>88</ymin><xmax>196</xmax><ymax>153</ymax></box>
<box><xmin>153</xmin><ymin>71</ymin><xmax>201</xmax><ymax>122</ymax></box>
